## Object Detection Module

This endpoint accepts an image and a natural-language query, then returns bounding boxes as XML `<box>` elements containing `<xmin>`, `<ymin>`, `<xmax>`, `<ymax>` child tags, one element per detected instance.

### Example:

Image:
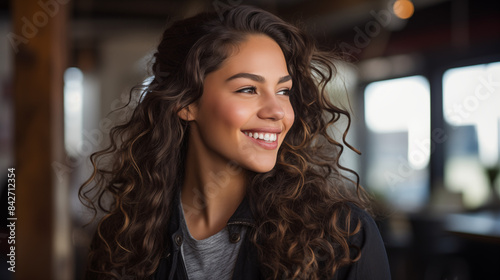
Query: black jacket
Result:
<box><xmin>154</xmin><ymin>196</ymin><xmax>391</xmax><ymax>280</ymax></box>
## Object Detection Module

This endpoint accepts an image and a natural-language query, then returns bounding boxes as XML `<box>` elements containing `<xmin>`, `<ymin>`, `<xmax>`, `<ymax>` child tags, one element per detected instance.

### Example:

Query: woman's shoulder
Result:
<box><xmin>341</xmin><ymin>202</ymin><xmax>383</xmax><ymax>247</ymax></box>
<box><xmin>347</xmin><ymin>203</ymin><xmax>378</xmax><ymax>231</ymax></box>
<box><xmin>331</xmin><ymin>202</ymin><xmax>377</xmax><ymax>232</ymax></box>
<box><xmin>335</xmin><ymin>202</ymin><xmax>392</xmax><ymax>280</ymax></box>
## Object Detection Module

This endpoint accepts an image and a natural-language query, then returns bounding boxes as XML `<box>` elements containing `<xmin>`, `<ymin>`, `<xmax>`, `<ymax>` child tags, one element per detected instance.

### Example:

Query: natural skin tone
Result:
<box><xmin>178</xmin><ymin>34</ymin><xmax>295</xmax><ymax>240</ymax></box>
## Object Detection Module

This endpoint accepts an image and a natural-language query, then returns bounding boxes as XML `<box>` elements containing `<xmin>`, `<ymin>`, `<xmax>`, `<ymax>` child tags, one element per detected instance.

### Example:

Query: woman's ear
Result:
<box><xmin>178</xmin><ymin>104</ymin><xmax>197</xmax><ymax>121</ymax></box>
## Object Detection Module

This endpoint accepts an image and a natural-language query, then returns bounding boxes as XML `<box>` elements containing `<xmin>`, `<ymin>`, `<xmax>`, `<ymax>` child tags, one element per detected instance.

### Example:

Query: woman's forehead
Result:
<box><xmin>212</xmin><ymin>34</ymin><xmax>290</xmax><ymax>82</ymax></box>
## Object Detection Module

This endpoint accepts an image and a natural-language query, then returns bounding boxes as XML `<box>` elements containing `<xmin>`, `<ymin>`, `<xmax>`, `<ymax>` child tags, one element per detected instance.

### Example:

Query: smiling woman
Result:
<box><xmin>79</xmin><ymin>5</ymin><xmax>391</xmax><ymax>280</ymax></box>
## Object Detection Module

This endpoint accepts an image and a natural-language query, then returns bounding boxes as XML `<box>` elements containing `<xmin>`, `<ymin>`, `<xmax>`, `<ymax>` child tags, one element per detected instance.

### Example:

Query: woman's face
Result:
<box><xmin>185</xmin><ymin>34</ymin><xmax>295</xmax><ymax>173</ymax></box>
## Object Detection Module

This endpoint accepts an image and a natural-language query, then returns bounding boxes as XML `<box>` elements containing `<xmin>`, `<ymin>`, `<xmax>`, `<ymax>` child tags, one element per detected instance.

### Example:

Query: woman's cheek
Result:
<box><xmin>220</xmin><ymin>100</ymin><xmax>255</xmax><ymax>127</ymax></box>
<box><xmin>284</xmin><ymin>102</ymin><xmax>295</xmax><ymax>129</ymax></box>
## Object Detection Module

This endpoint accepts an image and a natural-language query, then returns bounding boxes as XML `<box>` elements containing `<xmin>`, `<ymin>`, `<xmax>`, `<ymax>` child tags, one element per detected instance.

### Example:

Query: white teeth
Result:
<box><xmin>244</xmin><ymin>131</ymin><xmax>278</xmax><ymax>142</ymax></box>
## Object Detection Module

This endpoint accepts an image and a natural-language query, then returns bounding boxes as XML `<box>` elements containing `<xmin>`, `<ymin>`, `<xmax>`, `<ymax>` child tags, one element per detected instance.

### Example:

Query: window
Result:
<box><xmin>442</xmin><ymin>62</ymin><xmax>500</xmax><ymax>208</ymax></box>
<box><xmin>364</xmin><ymin>76</ymin><xmax>430</xmax><ymax>211</ymax></box>
<box><xmin>64</xmin><ymin>67</ymin><xmax>84</xmax><ymax>157</ymax></box>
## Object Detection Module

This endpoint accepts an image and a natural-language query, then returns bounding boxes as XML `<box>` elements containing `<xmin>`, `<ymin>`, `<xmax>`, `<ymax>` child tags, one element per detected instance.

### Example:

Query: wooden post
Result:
<box><xmin>11</xmin><ymin>0</ymin><xmax>72</xmax><ymax>279</ymax></box>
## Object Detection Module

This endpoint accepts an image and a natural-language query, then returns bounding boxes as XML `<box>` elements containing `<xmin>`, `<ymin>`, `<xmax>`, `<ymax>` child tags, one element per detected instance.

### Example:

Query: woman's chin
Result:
<box><xmin>244</xmin><ymin>161</ymin><xmax>277</xmax><ymax>173</ymax></box>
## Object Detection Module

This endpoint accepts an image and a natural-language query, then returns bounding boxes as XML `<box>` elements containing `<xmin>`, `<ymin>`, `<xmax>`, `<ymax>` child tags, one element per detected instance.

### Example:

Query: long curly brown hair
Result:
<box><xmin>79</xmin><ymin>5</ymin><xmax>371</xmax><ymax>280</ymax></box>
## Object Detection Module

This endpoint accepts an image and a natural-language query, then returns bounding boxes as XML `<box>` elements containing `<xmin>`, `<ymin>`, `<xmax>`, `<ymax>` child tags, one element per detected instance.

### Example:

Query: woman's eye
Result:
<box><xmin>236</xmin><ymin>86</ymin><xmax>257</xmax><ymax>94</ymax></box>
<box><xmin>277</xmin><ymin>89</ymin><xmax>291</xmax><ymax>96</ymax></box>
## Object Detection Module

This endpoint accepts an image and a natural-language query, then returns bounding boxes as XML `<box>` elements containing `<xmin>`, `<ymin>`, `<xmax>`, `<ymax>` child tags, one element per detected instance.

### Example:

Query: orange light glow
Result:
<box><xmin>393</xmin><ymin>0</ymin><xmax>414</xmax><ymax>20</ymax></box>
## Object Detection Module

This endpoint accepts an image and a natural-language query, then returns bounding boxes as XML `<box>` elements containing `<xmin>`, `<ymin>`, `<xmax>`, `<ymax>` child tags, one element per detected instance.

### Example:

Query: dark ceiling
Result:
<box><xmin>3</xmin><ymin>0</ymin><xmax>500</xmax><ymax>62</ymax></box>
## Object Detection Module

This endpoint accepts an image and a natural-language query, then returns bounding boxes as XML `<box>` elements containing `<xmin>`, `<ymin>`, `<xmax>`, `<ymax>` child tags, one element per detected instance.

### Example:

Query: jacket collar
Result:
<box><xmin>168</xmin><ymin>190</ymin><xmax>256</xmax><ymax>238</ymax></box>
<box><xmin>227</xmin><ymin>195</ymin><xmax>255</xmax><ymax>227</ymax></box>
<box><xmin>155</xmin><ymin>189</ymin><xmax>260</xmax><ymax>280</ymax></box>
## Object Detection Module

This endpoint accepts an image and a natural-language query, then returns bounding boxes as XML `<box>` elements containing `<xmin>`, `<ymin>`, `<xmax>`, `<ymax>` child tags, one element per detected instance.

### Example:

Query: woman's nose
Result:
<box><xmin>257</xmin><ymin>93</ymin><xmax>285</xmax><ymax>121</ymax></box>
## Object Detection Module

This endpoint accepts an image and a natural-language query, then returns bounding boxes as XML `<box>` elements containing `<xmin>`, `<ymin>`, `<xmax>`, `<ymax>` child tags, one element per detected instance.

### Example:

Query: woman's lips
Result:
<box><xmin>241</xmin><ymin>130</ymin><xmax>281</xmax><ymax>150</ymax></box>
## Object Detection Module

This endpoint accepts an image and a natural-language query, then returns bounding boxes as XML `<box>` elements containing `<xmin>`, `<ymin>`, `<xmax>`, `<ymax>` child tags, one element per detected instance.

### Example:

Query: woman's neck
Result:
<box><xmin>181</xmin><ymin>137</ymin><xmax>247</xmax><ymax>240</ymax></box>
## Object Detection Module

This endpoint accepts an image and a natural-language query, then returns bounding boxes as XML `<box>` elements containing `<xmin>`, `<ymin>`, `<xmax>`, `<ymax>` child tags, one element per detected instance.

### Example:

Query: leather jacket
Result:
<box><xmin>153</xmin><ymin>196</ymin><xmax>391</xmax><ymax>280</ymax></box>
<box><xmin>154</xmin><ymin>195</ymin><xmax>264</xmax><ymax>280</ymax></box>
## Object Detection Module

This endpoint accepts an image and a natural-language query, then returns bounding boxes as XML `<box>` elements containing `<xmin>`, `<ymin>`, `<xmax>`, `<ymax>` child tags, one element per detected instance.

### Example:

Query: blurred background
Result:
<box><xmin>1</xmin><ymin>0</ymin><xmax>500</xmax><ymax>279</ymax></box>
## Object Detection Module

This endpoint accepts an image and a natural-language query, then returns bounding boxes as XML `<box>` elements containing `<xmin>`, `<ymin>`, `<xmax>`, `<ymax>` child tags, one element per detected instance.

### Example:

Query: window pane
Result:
<box><xmin>64</xmin><ymin>67</ymin><xmax>84</xmax><ymax>157</ymax></box>
<box><xmin>443</xmin><ymin>62</ymin><xmax>500</xmax><ymax>208</ymax></box>
<box><xmin>364</xmin><ymin>76</ymin><xmax>430</xmax><ymax>211</ymax></box>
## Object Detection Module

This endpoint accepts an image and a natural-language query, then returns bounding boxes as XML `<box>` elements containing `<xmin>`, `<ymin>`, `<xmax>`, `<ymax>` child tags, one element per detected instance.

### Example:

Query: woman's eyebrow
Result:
<box><xmin>226</xmin><ymin>73</ymin><xmax>265</xmax><ymax>83</ymax></box>
<box><xmin>225</xmin><ymin>73</ymin><xmax>292</xmax><ymax>84</ymax></box>
<box><xmin>278</xmin><ymin>75</ymin><xmax>292</xmax><ymax>84</ymax></box>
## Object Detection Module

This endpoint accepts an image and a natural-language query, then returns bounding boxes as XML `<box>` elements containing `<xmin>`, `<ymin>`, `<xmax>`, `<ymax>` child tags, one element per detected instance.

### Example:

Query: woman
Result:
<box><xmin>80</xmin><ymin>5</ymin><xmax>391</xmax><ymax>280</ymax></box>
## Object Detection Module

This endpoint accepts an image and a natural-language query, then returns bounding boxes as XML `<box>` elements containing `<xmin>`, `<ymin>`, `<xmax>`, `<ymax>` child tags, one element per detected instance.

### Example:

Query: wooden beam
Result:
<box><xmin>11</xmin><ymin>0</ymin><xmax>71</xmax><ymax>279</ymax></box>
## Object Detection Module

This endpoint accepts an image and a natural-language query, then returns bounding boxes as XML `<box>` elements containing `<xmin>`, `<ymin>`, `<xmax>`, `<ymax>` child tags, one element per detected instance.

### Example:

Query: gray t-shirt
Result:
<box><xmin>179</xmin><ymin>197</ymin><xmax>247</xmax><ymax>280</ymax></box>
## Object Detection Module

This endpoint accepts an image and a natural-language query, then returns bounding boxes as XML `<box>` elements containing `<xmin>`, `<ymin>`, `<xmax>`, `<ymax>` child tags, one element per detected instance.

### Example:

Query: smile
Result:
<box><xmin>243</xmin><ymin>131</ymin><xmax>277</xmax><ymax>142</ymax></box>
